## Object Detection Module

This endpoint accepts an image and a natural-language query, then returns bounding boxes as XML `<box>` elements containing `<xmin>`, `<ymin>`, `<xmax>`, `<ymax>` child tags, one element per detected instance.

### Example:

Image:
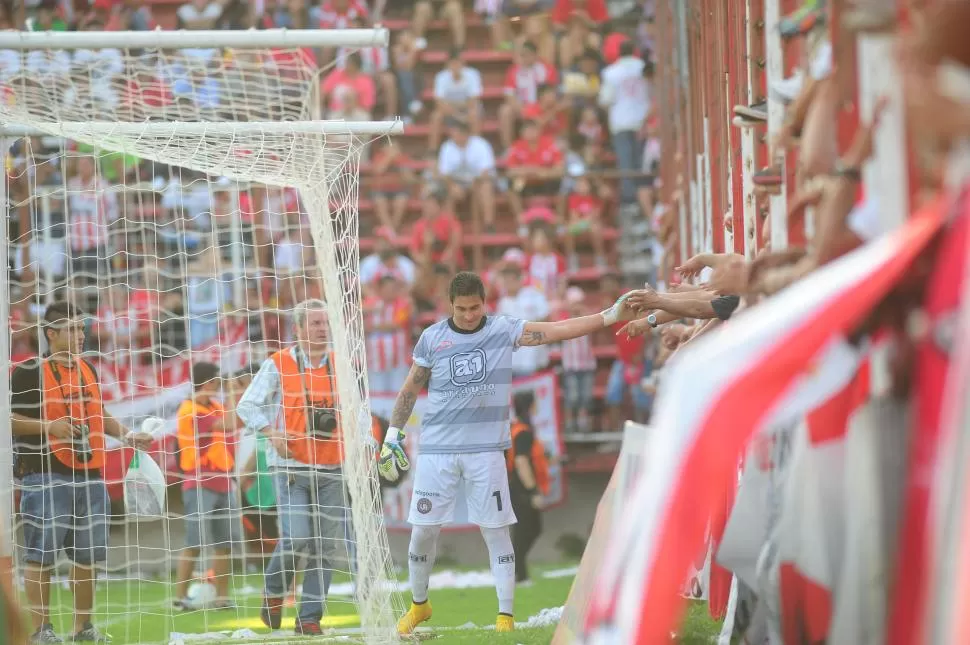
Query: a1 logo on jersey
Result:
<box><xmin>449</xmin><ymin>349</ymin><xmax>487</xmax><ymax>387</ymax></box>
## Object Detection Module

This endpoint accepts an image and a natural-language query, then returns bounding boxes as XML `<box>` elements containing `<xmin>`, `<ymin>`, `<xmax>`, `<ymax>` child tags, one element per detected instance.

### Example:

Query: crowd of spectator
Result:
<box><xmin>616</xmin><ymin>0</ymin><xmax>970</xmax><ymax>434</ymax></box>
<box><xmin>4</xmin><ymin>0</ymin><xmax>661</xmax><ymax>435</ymax></box>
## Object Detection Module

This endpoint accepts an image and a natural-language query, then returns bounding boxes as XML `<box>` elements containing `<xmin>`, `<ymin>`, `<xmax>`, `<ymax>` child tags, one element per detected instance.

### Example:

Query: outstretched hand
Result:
<box><xmin>847</xmin><ymin>96</ymin><xmax>890</xmax><ymax>166</ymax></box>
<box><xmin>601</xmin><ymin>290</ymin><xmax>651</xmax><ymax>325</ymax></box>
<box><xmin>621</xmin><ymin>287</ymin><xmax>661</xmax><ymax>314</ymax></box>
<box><xmin>675</xmin><ymin>255</ymin><xmax>709</xmax><ymax>279</ymax></box>
<box><xmin>616</xmin><ymin>317</ymin><xmax>652</xmax><ymax>339</ymax></box>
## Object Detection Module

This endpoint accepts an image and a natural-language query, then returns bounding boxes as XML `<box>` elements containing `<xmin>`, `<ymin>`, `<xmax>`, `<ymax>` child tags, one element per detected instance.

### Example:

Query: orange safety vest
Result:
<box><xmin>506</xmin><ymin>421</ymin><xmax>551</xmax><ymax>495</ymax></box>
<box><xmin>42</xmin><ymin>358</ymin><xmax>106</xmax><ymax>471</ymax></box>
<box><xmin>176</xmin><ymin>399</ymin><xmax>234</xmax><ymax>473</ymax></box>
<box><xmin>272</xmin><ymin>348</ymin><xmax>343</xmax><ymax>467</ymax></box>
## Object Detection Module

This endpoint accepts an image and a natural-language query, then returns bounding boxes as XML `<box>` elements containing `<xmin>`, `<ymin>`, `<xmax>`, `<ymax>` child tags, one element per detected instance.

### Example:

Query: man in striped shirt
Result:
<box><xmin>559</xmin><ymin>287</ymin><xmax>598</xmax><ymax>433</ymax></box>
<box><xmin>66</xmin><ymin>155</ymin><xmax>118</xmax><ymax>286</ymax></box>
<box><xmin>364</xmin><ymin>275</ymin><xmax>414</xmax><ymax>395</ymax></box>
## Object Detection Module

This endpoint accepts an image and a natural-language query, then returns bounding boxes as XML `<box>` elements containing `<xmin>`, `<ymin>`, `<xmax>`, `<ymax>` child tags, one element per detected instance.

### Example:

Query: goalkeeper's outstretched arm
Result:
<box><xmin>388</xmin><ymin>363</ymin><xmax>432</xmax><ymax>432</ymax></box>
<box><xmin>517</xmin><ymin>290</ymin><xmax>642</xmax><ymax>346</ymax></box>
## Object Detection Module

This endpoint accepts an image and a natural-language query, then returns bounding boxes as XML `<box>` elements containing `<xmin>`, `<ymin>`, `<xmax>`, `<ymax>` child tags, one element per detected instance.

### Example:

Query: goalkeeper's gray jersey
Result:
<box><xmin>412</xmin><ymin>315</ymin><xmax>527</xmax><ymax>454</ymax></box>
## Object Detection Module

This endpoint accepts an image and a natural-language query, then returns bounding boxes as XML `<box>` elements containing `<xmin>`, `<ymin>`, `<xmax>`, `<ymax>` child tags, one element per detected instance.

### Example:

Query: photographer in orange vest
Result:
<box><xmin>173</xmin><ymin>362</ymin><xmax>240</xmax><ymax>611</ymax></box>
<box><xmin>236</xmin><ymin>299</ymin><xmax>380</xmax><ymax>636</ymax></box>
<box><xmin>10</xmin><ymin>301</ymin><xmax>153</xmax><ymax>643</ymax></box>
<box><xmin>506</xmin><ymin>390</ymin><xmax>551</xmax><ymax>585</ymax></box>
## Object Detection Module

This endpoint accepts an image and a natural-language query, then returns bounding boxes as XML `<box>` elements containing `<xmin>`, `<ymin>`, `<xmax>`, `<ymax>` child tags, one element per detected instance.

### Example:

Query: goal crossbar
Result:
<box><xmin>0</xmin><ymin>120</ymin><xmax>405</xmax><ymax>137</ymax></box>
<box><xmin>0</xmin><ymin>27</ymin><xmax>389</xmax><ymax>50</ymax></box>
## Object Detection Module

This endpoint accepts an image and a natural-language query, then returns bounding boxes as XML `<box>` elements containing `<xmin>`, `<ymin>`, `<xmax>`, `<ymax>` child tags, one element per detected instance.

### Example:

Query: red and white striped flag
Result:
<box><xmin>929</xmin><ymin>295</ymin><xmax>970</xmax><ymax>644</ymax></box>
<box><xmin>582</xmin><ymin>201</ymin><xmax>947</xmax><ymax>645</ymax></box>
<box><xmin>889</xmin><ymin>191</ymin><xmax>969</xmax><ymax>645</ymax></box>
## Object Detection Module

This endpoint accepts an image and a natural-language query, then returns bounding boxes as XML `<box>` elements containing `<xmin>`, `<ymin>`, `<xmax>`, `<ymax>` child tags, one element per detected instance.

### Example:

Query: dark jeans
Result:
<box><xmin>611</xmin><ymin>129</ymin><xmax>644</xmax><ymax>204</ymax></box>
<box><xmin>510</xmin><ymin>490</ymin><xmax>542</xmax><ymax>582</ymax></box>
<box><xmin>264</xmin><ymin>470</ymin><xmax>348</xmax><ymax>624</ymax></box>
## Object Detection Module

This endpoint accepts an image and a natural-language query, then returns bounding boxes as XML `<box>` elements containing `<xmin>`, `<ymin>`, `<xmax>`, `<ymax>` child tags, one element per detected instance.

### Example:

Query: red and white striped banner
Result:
<box><xmin>93</xmin><ymin>320</ymin><xmax>251</xmax><ymax>403</ymax></box>
<box><xmin>889</xmin><ymin>193</ymin><xmax>969</xmax><ymax>645</ymax></box>
<box><xmin>582</xmin><ymin>201</ymin><xmax>947</xmax><ymax>644</ymax></box>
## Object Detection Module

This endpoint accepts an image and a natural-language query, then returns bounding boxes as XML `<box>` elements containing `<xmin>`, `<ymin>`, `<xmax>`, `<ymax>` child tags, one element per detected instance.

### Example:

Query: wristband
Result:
<box><xmin>385</xmin><ymin>426</ymin><xmax>404</xmax><ymax>444</ymax></box>
<box><xmin>525</xmin><ymin>487</ymin><xmax>538</xmax><ymax>495</ymax></box>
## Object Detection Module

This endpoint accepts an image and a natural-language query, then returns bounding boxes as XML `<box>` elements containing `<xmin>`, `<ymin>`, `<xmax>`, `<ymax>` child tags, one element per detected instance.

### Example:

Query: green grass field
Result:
<box><xmin>36</xmin><ymin>565</ymin><xmax>720</xmax><ymax>644</ymax></box>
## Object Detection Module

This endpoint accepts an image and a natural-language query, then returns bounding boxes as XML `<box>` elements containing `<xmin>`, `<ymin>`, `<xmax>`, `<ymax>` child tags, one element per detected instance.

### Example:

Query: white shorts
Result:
<box><xmin>408</xmin><ymin>452</ymin><xmax>516</xmax><ymax>528</ymax></box>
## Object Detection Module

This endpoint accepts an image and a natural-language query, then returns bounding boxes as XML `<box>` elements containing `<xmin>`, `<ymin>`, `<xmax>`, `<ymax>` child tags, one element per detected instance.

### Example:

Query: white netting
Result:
<box><xmin>1</xmin><ymin>41</ymin><xmax>401</xmax><ymax>645</ymax></box>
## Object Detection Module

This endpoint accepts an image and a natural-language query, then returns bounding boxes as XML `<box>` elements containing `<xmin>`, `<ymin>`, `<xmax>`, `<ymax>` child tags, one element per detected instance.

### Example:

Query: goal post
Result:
<box><xmin>1</xmin><ymin>27</ymin><xmax>402</xmax><ymax>644</ymax></box>
<box><xmin>0</xmin><ymin>135</ymin><xmax>13</xmax><ymax>587</ymax></box>
<box><xmin>0</xmin><ymin>27</ymin><xmax>392</xmax><ymax>50</ymax></box>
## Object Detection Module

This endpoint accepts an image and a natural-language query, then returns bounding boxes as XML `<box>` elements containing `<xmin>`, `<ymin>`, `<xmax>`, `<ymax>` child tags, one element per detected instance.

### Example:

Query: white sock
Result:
<box><xmin>480</xmin><ymin>526</ymin><xmax>515</xmax><ymax>616</ymax></box>
<box><xmin>408</xmin><ymin>525</ymin><xmax>440</xmax><ymax>604</ymax></box>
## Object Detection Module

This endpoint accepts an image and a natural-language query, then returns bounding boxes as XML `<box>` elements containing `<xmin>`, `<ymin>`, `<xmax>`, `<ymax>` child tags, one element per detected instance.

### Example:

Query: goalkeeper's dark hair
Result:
<box><xmin>448</xmin><ymin>271</ymin><xmax>486</xmax><ymax>303</ymax></box>
<box><xmin>513</xmin><ymin>390</ymin><xmax>536</xmax><ymax>427</ymax></box>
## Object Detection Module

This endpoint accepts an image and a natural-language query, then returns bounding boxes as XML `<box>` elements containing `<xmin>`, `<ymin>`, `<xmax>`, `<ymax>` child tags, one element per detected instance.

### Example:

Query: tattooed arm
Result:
<box><xmin>517</xmin><ymin>290</ymin><xmax>644</xmax><ymax>346</ymax></box>
<box><xmin>517</xmin><ymin>315</ymin><xmax>610</xmax><ymax>346</ymax></box>
<box><xmin>389</xmin><ymin>363</ymin><xmax>432</xmax><ymax>429</ymax></box>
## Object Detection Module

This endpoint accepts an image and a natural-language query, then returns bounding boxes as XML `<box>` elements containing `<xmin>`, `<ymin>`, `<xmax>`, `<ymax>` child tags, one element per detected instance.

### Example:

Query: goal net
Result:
<box><xmin>0</xmin><ymin>35</ymin><xmax>401</xmax><ymax>644</ymax></box>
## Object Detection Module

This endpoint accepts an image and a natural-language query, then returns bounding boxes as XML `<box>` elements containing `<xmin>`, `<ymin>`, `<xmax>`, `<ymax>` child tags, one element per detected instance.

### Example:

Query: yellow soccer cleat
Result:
<box><xmin>496</xmin><ymin>614</ymin><xmax>514</xmax><ymax>632</ymax></box>
<box><xmin>397</xmin><ymin>600</ymin><xmax>433</xmax><ymax>636</ymax></box>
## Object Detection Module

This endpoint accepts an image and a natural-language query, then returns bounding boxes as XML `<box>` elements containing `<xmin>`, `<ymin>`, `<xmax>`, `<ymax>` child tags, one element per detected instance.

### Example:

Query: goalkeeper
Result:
<box><xmin>380</xmin><ymin>271</ymin><xmax>641</xmax><ymax>635</ymax></box>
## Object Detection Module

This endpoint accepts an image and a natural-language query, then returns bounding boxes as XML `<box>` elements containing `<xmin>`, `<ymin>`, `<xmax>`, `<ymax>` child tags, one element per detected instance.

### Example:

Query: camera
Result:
<box><xmin>308</xmin><ymin>407</ymin><xmax>338</xmax><ymax>439</ymax></box>
<box><xmin>73</xmin><ymin>424</ymin><xmax>93</xmax><ymax>463</ymax></box>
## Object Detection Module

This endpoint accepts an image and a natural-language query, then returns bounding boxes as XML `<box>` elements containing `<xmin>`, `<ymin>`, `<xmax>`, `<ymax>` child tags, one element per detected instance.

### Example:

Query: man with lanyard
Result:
<box><xmin>236</xmin><ymin>299</ymin><xmax>379</xmax><ymax>635</ymax></box>
<box><xmin>11</xmin><ymin>301</ymin><xmax>152</xmax><ymax>644</ymax></box>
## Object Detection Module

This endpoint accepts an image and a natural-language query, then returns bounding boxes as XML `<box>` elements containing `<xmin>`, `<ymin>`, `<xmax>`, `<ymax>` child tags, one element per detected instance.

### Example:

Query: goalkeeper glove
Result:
<box><xmin>379</xmin><ymin>427</ymin><xmax>410</xmax><ymax>483</ymax></box>
<box><xmin>600</xmin><ymin>291</ymin><xmax>635</xmax><ymax>326</ymax></box>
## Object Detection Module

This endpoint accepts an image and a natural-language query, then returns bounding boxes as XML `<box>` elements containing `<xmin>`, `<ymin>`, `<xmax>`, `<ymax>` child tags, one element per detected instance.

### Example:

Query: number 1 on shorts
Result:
<box><xmin>492</xmin><ymin>490</ymin><xmax>502</xmax><ymax>511</ymax></box>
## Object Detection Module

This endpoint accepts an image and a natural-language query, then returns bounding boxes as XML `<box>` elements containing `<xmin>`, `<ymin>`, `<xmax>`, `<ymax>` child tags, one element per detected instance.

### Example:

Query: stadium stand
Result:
<box><xmin>7</xmin><ymin>0</ymin><xmax>660</xmax><ymax>457</ymax></box>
